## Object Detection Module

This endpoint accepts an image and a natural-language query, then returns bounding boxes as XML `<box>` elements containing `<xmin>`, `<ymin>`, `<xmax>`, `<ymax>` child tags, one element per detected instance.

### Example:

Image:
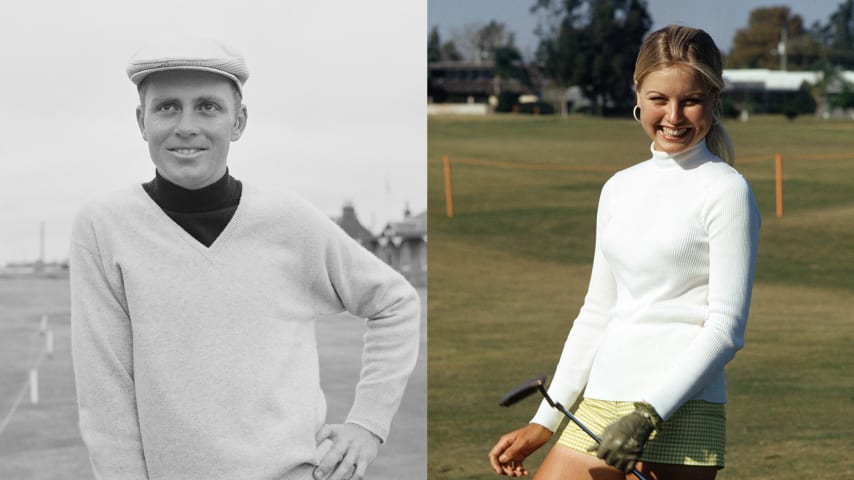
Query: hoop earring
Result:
<box><xmin>633</xmin><ymin>105</ymin><xmax>641</xmax><ymax>122</ymax></box>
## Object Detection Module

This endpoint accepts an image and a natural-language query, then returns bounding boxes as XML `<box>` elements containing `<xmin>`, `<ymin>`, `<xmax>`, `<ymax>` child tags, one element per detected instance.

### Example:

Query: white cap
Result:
<box><xmin>126</xmin><ymin>37</ymin><xmax>249</xmax><ymax>94</ymax></box>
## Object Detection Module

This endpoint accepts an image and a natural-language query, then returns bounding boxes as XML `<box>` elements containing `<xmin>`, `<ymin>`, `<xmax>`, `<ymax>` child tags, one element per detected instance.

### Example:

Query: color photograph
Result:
<box><xmin>428</xmin><ymin>1</ymin><xmax>853</xmax><ymax>479</ymax></box>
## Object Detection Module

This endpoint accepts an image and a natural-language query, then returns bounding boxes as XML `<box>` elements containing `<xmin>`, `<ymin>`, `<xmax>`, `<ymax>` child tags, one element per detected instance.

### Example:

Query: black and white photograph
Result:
<box><xmin>0</xmin><ymin>2</ymin><xmax>426</xmax><ymax>479</ymax></box>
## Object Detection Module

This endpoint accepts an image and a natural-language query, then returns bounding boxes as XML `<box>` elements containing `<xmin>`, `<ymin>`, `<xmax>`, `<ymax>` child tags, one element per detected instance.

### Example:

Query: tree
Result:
<box><xmin>441</xmin><ymin>41</ymin><xmax>463</xmax><ymax>62</ymax></box>
<box><xmin>427</xmin><ymin>26</ymin><xmax>462</xmax><ymax>63</ymax></box>
<box><xmin>727</xmin><ymin>6</ymin><xmax>822</xmax><ymax>70</ymax></box>
<box><xmin>428</xmin><ymin>27</ymin><xmax>442</xmax><ymax>64</ymax></box>
<box><xmin>812</xmin><ymin>0</ymin><xmax>854</xmax><ymax>69</ymax></box>
<box><xmin>476</xmin><ymin>21</ymin><xmax>515</xmax><ymax>63</ymax></box>
<box><xmin>454</xmin><ymin>21</ymin><xmax>531</xmax><ymax>107</ymax></box>
<box><xmin>532</xmin><ymin>0</ymin><xmax>652</xmax><ymax>116</ymax></box>
<box><xmin>830</xmin><ymin>81</ymin><xmax>854</xmax><ymax>110</ymax></box>
<box><xmin>782</xmin><ymin>81</ymin><xmax>817</xmax><ymax>120</ymax></box>
<box><xmin>493</xmin><ymin>44</ymin><xmax>531</xmax><ymax>111</ymax></box>
<box><xmin>428</xmin><ymin>26</ymin><xmax>462</xmax><ymax>103</ymax></box>
<box><xmin>809</xmin><ymin>59</ymin><xmax>844</xmax><ymax>118</ymax></box>
<box><xmin>449</xmin><ymin>20</ymin><xmax>517</xmax><ymax>63</ymax></box>
<box><xmin>494</xmin><ymin>45</ymin><xmax>526</xmax><ymax>80</ymax></box>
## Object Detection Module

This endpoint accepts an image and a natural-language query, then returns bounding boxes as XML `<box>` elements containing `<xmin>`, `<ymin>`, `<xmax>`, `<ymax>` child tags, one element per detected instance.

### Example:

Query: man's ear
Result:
<box><xmin>231</xmin><ymin>104</ymin><xmax>248</xmax><ymax>141</ymax></box>
<box><xmin>136</xmin><ymin>106</ymin><xmax>148</xmax><ymax>141</ymax></box>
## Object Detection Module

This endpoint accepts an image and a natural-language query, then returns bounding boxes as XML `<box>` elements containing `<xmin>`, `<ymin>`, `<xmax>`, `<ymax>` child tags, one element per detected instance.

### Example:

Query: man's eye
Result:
<box><xmin>158</xmin><ymin>104</ymin><xmax>177</xmax><ymax>112</ymax></box>
<box><xmin>200</xmin><ymin>103</ymin><xmax>219</xmax><ymax>112</ymax></box>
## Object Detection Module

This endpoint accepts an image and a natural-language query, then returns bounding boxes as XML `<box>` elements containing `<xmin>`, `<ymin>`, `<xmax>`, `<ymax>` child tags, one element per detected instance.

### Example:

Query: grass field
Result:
<box><xmin>427</xmin><ymin>114</ymin><xmax>854</xmax><ymax>479</ymax></box>
<box><xmin>0</xmin><ymin>276</ymin><xmax>426</xmax><ymax>479</ymax></box>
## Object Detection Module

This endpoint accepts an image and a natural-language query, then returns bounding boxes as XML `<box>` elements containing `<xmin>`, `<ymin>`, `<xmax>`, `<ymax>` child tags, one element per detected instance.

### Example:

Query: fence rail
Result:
<box><xmin>0</xmin><ymin>314</ymin><xmax>53</xmax><ymax>441</ymax></box>
<box><xmin>438</xmin><ymin>152</ymin><xmax>854</xmax><ymax>220</ymax></box>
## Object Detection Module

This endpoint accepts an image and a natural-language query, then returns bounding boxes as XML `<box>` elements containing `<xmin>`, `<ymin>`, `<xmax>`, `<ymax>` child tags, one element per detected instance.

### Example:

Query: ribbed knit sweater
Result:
<box><xmin>70</xmin><ymin>184</ymin><xmax>420</xmax><ymax>480</ymax></box>
<box><xmin>531</xmin><ymin>140</ymin><xmax>760</xmax><ymax>431</ymax></box>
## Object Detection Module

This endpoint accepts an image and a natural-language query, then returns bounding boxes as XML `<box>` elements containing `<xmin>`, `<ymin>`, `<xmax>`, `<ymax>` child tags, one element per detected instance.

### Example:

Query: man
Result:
<box><xmin>69</xmin><ymin>38</ymin><xmax>420</xmax><ymax>480</ymax></box>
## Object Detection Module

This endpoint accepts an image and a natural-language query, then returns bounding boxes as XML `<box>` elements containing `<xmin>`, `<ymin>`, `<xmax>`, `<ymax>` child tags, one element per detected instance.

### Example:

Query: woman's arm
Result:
<box><xmin>643</xmin><ymin>173</ymin><xmax>761</xmax><ymax>419</ymax></box>
<box><xmin>530</xmin><ymin>180</ymin><xmax>618</xmax><ymax>431</ymax></box>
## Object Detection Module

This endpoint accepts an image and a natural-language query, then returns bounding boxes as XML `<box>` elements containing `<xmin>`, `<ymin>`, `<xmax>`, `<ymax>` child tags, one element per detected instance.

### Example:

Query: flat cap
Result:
<box><xmin>126</xmin><ymin>37</ymin><xmax>249</xmax><ymax>93</ymax></box>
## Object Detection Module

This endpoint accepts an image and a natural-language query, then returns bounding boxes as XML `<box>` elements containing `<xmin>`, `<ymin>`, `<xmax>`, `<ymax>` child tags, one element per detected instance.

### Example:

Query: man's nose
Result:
<box><xmin>174</xmin><ymin>111</ymin><xmax>199</xmax><ymax>136</ymax></box>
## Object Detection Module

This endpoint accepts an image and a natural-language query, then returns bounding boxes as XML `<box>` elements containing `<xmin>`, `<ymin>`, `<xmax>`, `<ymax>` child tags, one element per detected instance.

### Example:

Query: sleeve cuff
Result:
<box><xmin>529</xmin><ymin>398</ymin><xmax>563</xmax><ymax>433</ymax></box>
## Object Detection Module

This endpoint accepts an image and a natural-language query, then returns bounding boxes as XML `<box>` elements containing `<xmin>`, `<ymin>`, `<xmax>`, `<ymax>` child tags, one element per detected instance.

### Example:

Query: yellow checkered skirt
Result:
<box><xmin>557</xmin><ymin>398</ymin><xmax>726</xmax><ymax>467</ymax></box>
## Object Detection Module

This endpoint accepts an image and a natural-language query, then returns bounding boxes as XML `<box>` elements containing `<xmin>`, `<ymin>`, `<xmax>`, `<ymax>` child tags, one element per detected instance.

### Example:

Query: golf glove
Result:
<box><xmin>588</xmin><ymin>402</ymin><xmax>661</xmax><ymax>473</ymax></box>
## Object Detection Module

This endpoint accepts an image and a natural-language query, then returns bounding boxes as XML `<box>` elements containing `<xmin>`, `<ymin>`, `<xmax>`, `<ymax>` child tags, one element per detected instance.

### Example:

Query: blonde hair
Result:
<box><xmin>634</xmin><ymin>25</ymin><xmax>734</xmax><ymax>165</ymax></box>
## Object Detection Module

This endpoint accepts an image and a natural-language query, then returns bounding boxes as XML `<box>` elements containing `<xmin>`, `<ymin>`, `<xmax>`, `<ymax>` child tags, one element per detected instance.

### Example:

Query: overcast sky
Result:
<box><xmin>429</xmin><ymin>0</ymin><xmax>841</xmax><ymax>58</ymax></box>
<box><xmin>0</xmin><ymin>1</ymin><xmax>426</xmax><ymax>265</ymax></box>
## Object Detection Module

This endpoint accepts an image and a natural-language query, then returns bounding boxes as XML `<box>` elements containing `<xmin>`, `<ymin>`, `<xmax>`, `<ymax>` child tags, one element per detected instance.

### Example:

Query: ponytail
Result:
<box><xmin>706</xmin><ymin>115</ymin><xmax>734</xmax><ymax>166</ymax></box>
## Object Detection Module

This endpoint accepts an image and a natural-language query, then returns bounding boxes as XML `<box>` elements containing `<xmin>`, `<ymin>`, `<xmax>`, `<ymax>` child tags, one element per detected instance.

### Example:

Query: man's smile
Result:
<box><xmin>168</xmin><ymin>147</ymin><xmax>208</xmax><ymax>156</ymax></box>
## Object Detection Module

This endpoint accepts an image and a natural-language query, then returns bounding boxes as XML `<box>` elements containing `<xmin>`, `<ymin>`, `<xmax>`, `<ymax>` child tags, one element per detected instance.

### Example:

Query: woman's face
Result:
<box><xmin>636</xmin><ymin>65</ymin><xmax>716</xmax><ymax>155</ymax></box>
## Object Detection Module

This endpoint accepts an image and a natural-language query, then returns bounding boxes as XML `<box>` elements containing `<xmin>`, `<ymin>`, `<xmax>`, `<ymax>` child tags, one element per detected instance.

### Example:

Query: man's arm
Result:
<box><xmin>341</xmin><ymin>273</ymin><xmax>420</xmax><ymax>441</ymax></box>
<box><xmin>311</xmin><ymin>215</ymin><xmax>421</xmax><ymax>480</ymax></box>
<box><xmin>70</xmin><ymin>211</ymin><xmax>149</xmax><ymax>479</ymax></box>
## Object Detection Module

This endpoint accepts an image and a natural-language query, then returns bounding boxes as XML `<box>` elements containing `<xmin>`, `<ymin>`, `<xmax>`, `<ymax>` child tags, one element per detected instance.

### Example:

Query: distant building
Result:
<box><xmin>376</xmin><ymin>207</ymin><xmax>426</xmax><ymax>287</ymax></box>
<box><xmin>723</xmin><ymin>69</ymin><xmax>819</xmax><ymax>113</ymax></box>
<box><xmin>428</xmin><ymin>61</ymin><xmax>542</xmax><ymax>105</ymax></box>
<box><xmin>333</xmin><ymin>203</ymin><xmax>426</xmax><ymax>287</ymax></box>
<box><xmin>722</xmin><ymin>68</ymin><xmax>854</xmax><ymax>116</ymax></box>
<box><xmin>334</xmin><ymin>202</ymin><xmax>378</xmax><ymax>252</ymax></box>
<box><xmin>0</xmin><ymin>260</ymin><xmax>68</xmax><ymax>278</ymax></box>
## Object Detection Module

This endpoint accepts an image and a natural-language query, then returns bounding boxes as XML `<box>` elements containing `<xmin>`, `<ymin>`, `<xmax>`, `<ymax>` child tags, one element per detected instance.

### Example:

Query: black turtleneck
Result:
<box><xmin>142</xmin><ymin>170</ymin><xmax>242</xmax><ymax>247</ymax></box>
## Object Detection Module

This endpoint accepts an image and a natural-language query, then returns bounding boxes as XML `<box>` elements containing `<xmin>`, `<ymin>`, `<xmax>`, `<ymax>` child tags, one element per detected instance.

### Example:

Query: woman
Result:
<box><xmin>488</xmin><ymin>25</ymin><xmax>760</xmax><ymax>480</ymax></box>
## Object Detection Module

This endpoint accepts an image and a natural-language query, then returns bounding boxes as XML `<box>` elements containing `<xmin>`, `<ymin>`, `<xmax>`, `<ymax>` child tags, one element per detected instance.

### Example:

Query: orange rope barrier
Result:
<box><xmin>739</xmin><ymin>152</ymin><xmax>854</xmax><ymax>164</ymax></box>
<box><xmin>435</xmin><ymin>152</ymin><xmax>852</xmax><ymax>220</ymax></box>
<box><xmin>445</xmin><ymin>156</ymin><xmax>624</xmax><ymax>172</ymax></box>
<box><xmin>434</xmin><ymin>153</ymin><xmax>854</xmax><ymax>168</ymax></box>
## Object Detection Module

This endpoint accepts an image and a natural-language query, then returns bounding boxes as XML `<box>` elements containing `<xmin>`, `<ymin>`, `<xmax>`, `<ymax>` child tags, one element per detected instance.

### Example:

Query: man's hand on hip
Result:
<box><xmin>313</xmin><ymin>423</ymin><xmax>381</xmax><ymax>480</ymax></box>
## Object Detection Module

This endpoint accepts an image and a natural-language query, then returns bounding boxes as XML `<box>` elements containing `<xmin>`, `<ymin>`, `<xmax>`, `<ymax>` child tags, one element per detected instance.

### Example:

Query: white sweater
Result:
<box><xmin>70</xmin><ymin>184</ymin><xmax>420</xmax><ymax>480</ymax></box>
<box><xmin>532</xmin><ymin>140</ymin><xmax>760</xmax><ymax>430</ymax></box>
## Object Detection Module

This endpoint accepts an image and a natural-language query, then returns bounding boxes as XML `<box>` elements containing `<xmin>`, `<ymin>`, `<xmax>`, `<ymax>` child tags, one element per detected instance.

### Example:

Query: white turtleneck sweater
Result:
<box><xmin>532</xmin><ymin>140</ymin><xmax>760</xmax><ymax>430</ymax></box>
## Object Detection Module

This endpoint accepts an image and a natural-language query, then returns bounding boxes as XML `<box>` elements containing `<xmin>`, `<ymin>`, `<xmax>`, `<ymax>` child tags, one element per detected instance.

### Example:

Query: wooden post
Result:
<box><xmin>29</xmin><ymin>369</ymin><xmax>39</xmax><ymax>405</ymax></box>
<box><xmin>46</xmin><ymin>330</ymin><xmax>54</xmax><ymax>357</ymax></box>
<box><xmin>775</xmin><ymin>154</ymin><xmax>783</xmax><ymax>218</ymax></box>
<box><xmin>443</xmin><ymin>155</ymin><xmax>455</xmax><ymax>218</ymax></box>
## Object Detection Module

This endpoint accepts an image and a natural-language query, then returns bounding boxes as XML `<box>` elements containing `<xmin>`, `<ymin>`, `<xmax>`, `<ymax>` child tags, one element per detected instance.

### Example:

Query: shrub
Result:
<box><xmin>517</xmin><ymin>101</ymin><xmax>555</xmax><ymax>115</ymax></box>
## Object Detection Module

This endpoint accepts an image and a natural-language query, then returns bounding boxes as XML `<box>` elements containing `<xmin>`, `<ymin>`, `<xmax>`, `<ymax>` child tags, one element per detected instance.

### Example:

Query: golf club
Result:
<box><xmin>499</xmin><ymin>375</ymin><xmax>649</xmax><ymax>480</ymax></box>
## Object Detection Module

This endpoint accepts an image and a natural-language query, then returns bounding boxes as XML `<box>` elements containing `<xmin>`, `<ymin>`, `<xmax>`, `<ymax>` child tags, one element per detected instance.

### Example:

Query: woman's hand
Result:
<box><xmin>587</xmin><ymin>402</ymin><xmax>660</xmax><ymax>474</ymax></box>
<box><xmin>488</xmin><ymin>423</ymin><xmax>553</xmax><ymax>477</ymax></box>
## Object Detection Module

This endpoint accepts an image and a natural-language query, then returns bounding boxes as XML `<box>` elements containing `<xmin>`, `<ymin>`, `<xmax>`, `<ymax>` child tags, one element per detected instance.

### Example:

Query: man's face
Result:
<box><xmin>136</xmin><ymin>70</ymin><xmax>247</xmax><ymax>190</ymax></box>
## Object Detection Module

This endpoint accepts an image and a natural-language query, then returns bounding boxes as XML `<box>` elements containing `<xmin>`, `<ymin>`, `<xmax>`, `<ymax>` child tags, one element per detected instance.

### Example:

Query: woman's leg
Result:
<box><xmin>531</xmin><ymin>445</ymin><xmax>719</xmax><ymax>480</ymax></box>
<box><xmin>632</xmin><ymin>461</ymin><xmax>718</xmax><ymax>480</ymax></box>
<box><xmin>532</xmin><ymin>444</ymin><xmax>624</xmax><ymax>480</ymax></box>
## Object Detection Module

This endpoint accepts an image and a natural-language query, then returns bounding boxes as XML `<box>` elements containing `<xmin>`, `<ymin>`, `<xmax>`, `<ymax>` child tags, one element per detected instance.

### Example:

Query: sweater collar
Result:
<box><xmin>146</xmin><ymin>169</ymin><xmax>240</xmax><ymax>213</ymax></box>
<box><xmin>649</xmin><ymin>139</ymin><xmax>712</xmax><ymax>170</ymax></box>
